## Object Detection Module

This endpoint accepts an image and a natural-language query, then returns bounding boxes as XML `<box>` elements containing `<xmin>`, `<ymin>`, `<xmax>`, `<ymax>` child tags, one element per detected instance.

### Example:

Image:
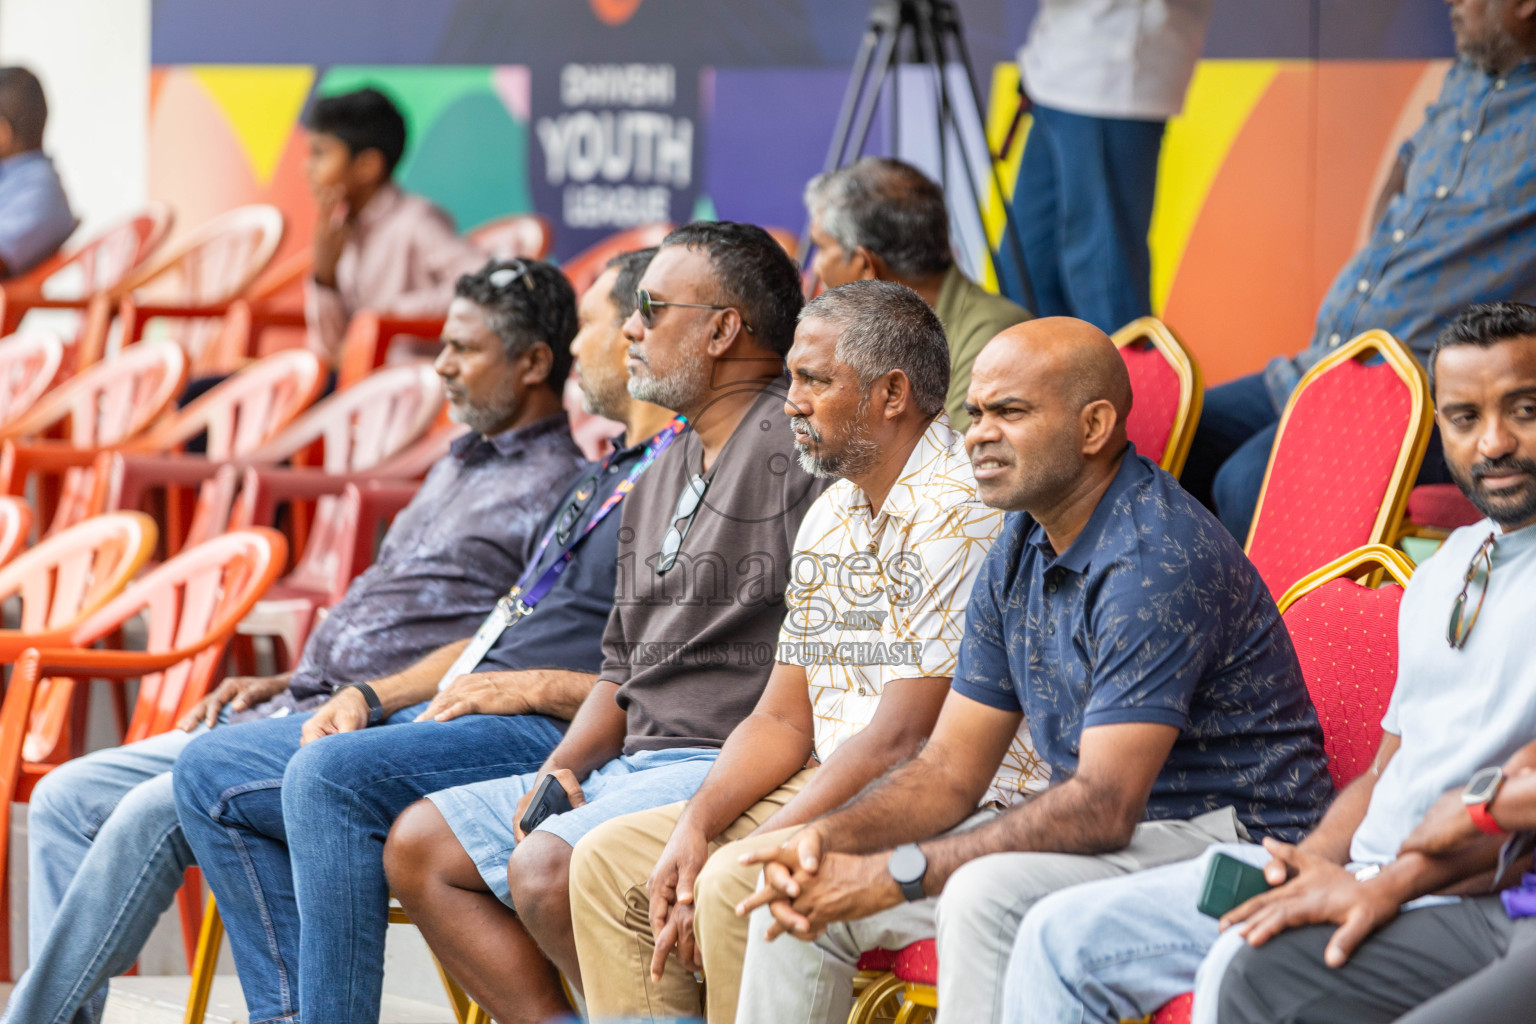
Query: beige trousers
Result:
<box><xmin>568</xmin><ymin>769</ymin><xmax>813</xmax><ymax>1023</ymax></box>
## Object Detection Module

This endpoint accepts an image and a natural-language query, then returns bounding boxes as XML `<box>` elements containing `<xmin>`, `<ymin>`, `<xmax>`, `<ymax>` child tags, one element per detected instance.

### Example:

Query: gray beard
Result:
<box><xmin>627</xmin><ymin>348</ymin><xmax>708</xmax><ymax>412</ymax></box>
<box><xmin>792</xmin><ymin>425</ymin><xmax>881</xmax><ymax>480</ymax></box>
<box><xmin>450</xmin><ymin>396</ymin><xmax>518</xmax><ymax>436</ymax></box>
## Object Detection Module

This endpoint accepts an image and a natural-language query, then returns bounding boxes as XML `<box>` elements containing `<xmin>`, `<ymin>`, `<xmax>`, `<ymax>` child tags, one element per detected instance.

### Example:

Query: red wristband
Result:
<box><xmin>1467</xmin><ymin>800</ymin><xmax>1508</xmax><ymax>837</ymax></box>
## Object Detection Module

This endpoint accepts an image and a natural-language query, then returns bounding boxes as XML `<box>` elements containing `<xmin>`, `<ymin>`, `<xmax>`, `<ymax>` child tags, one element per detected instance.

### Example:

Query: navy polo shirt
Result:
<box><xmin>952</xmin><ymin>446</ymin><xmax>1332</xmax><ymax>842</ymax></box>
<box><xmin>474</xmin><ymin>433</ymin><xmax>656</xmax><ymax>676</ymax></box>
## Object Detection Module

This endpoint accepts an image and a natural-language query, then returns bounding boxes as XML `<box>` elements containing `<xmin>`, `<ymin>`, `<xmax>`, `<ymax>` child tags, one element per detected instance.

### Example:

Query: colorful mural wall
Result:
<box><xmin>148</xmin><ymin>0</ymin><xmax>1457</xmax><ymax>385</ymax></box>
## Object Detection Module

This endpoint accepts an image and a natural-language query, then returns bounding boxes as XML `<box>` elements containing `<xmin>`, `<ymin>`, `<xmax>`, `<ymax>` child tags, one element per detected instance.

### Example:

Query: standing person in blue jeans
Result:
<box><xmin>2</xmin><ymin>256</ymin><xmax>590</xmax><ymax>1024</ymax></box>
<box><xmin>382</xmin><ymin>223</ymin><xmax>828</xmax><ymax>1024</ymax></box>
<box><xmin>999</xmin><ymin>0</ymin><xmax>1213</xmax><ymax>332</ymax></box>
<box><xmin>1181</xmin><ymin>0</ymin><xmax>1536</xmax><ymax>540</ymax></box>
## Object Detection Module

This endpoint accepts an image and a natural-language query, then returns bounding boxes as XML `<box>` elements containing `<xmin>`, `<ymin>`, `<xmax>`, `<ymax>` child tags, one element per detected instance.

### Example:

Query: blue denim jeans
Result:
<box><xmin>999</xmin><ymin>103</ymin><xmax>1164</xmax><ymax>331</ymax></box>
<box><xmin>1001</xmin><ymin>843</ymin><xmax>1271</xmax><ymax>1024</ymax></box>
<box><xmin>171</xmin><ymin>705</ymin><xmax>564</xmax><ymax>1024</ymax></box>
<box><xmin>5</xmin><ymin>728</ymin><xmax>198</xmax><ymax>1024</ymax></box>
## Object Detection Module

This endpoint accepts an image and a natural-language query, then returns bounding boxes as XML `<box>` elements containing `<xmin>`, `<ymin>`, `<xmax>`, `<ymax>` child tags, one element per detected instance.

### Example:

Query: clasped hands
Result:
<box><xmin>647</xmin><ymin>824</ymin><xmax>906</xmax><ymax>978</ymax></box>
<box><xmin>733</xmin><ymin>826</ymin><xmax>904</xmax><ymax>942</ymax></box>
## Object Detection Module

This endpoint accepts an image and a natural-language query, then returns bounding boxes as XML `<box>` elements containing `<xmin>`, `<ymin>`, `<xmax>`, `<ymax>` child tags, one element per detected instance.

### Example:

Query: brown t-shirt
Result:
<box><xmin>602</xmin><ymin>381</ymin><xmax>830</xmax><ymax>753</ymax></box>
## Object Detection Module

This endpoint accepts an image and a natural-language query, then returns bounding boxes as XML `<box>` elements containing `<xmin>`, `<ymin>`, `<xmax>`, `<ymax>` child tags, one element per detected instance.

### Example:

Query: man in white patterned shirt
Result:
<box><xmin>566</xmin><ymin>280</ymin><xmax>1047</xmax><ymax>1022</ymax></box>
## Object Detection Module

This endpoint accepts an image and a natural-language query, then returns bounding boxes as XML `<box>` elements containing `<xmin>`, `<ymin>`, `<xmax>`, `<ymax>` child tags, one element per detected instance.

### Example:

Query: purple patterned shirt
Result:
<box><xmin>287</xmin><ymin>412</ymin><xmax>588</xmax><ymax>701</ymax></box>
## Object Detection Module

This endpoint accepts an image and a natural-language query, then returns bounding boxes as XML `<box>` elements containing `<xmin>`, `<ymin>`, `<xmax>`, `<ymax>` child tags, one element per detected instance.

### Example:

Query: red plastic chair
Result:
<box><xmin>335</xmin><ymin>311</ymin><xmax>447</xmax><ymax>391</ymax></box>
<box><xmin>0</xmin><ymin>340</ymin><xmax>187</xmax><ymax>447</ymax></box>
<box><xmin>560</xmin><ymin>223</ymin><xmax>674</xmax><ymax>296</ymax></box>
<box><xmin>83</xmin><ymin>205</ymin><xmax>286</xmax><ymax>373</ymax></box>
<box><xmin>1147</xmin><ymin>544</ymin><xmax>1411</xmax><ymax>1024</ymax></box>
<box><xmin>8</xmin><ymin>349</ymin><xmax>320</xmax><ymax>538</ymax></box>
<box><xmin>0</xmin><ymin>331</ymin><xmax>66</xmax><ymax>429</ymax></box>
<box><xmin>1112</xmin><ymin>317</ymin><xmax>1204</xmax><ymax>477</ymax></box>
<box><xmin>470</xmin><ymin>213</ymin><xmax>555</xmax><ymax>261</ymax></box>
<box><xmin>0</xmin><ymin>511</ymin><xmax>159</xmax><ymax>779</ymax></box>
<box><xmin>0</xmin><ymin>511</ymin><xmax>156</xmax><ymax>660</ymax></box>
<box><xmin>0</xmin><ymin>203</ymin><xmax>174</xmax><ymax>341</ymax></box>
<box><xmin>1244</xmin><ymin>330</ymin><xmax>1431</xmax><ymax>599</ymax></box>
<box><xmin>0</xmin><ymin>496</ymin><xmax>31</xmax><ymax>567</ymax></box>
<box><xmin>233</xmin><ymin>478</ymin><xmax>421</xmax><ymax>667</ymax></box>
<box><xmin>102</xmin><ymin>362</ymin><xmax>443</xmax><ymax>557</ymax></box>
<box><xmin>0</xmin><ymin>527</ymin><xmax>287</xmax><ymax>980</ymax></box>
<box><xmin>0</xmin><ymin>341</ymin><xmax>189</xmax><ymax>535</ymax></box>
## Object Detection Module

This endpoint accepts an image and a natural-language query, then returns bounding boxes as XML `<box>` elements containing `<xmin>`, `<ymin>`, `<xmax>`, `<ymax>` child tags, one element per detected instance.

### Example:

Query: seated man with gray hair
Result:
<box><xmin>566</xmin><ymin>279</ymin><xmax>1048</xmax><ymax>1024</ymax></box>
<box><xmin>806</xmin><ymin>156</ymin><xmax>1030</xmax><ymax>429</ymax></box>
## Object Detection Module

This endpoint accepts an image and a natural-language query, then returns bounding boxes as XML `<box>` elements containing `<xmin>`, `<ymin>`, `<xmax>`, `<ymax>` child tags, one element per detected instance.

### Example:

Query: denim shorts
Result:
<box><xmin>428</xmin><ymin>746</ymin><xmax>720</xmax><ymax>905</ymax></box>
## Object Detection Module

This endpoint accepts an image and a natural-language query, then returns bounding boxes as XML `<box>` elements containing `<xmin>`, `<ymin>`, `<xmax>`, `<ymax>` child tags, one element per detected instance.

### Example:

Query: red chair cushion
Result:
<box><xmin>856</xmin><ymin>948</ymin><xmax>897</xmax><ymax>971</ymax></box>
<box><xmin>1282</xmin><ymin>576</ymin><xmax>1403</xmax><ymax>788</ymax></box>
<box><xmin>1407</xmin><ymin>483</ymin><xmax>1482</xmax><ymax>530</ymax></box>
<box><xmin>1151</xmin><ymin>991</ymin><xmax>1194</xmax><ymax>1024</ymax></box>
<box><xmin>1246</xmin><ymin>355</ymin><xmax>1413</xmax><ymax>598</ymax></box>
<box><xmin>1119</xmin><ymin>341</ymin><xmax>1181</xmax><ymax>468</ymax></box>
<box><xmin>891</xmin><ymin>939</ymin><xmax>938</xmax><ymax>985</ymax></box>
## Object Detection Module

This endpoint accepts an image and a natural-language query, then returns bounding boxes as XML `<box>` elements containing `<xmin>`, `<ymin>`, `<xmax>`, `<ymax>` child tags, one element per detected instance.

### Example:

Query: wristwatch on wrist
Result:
<box><xmin>340</xmin><ymin>682</ymin><xmax>385</xmax><ymax>726</ymax></box>
<box><xmin>888</xmin><ymin>843</ymin><xmax>928</xmax><ymax>902</ymax></box>
<box><xmin>1464</xmin><ymin>765</ymin><xmax>1508</xmax><ymax>836</ymax></box>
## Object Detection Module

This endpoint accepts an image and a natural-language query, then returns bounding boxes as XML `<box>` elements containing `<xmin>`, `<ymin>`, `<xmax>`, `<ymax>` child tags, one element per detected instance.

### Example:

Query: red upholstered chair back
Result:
<box><xmin>1277</xmin><ymin>544</ymin><xmax>1413</xmax><ymax>788</ymax></box>
<box><xmin>1112</xmin><ymin>317</ymin><xmax>1202</xmax><ymax>476</ymax></box>
<box><xmin>1245</xmin><ymin>330</ymin><xmax>1430</xmax><ymax>599</ymax></box>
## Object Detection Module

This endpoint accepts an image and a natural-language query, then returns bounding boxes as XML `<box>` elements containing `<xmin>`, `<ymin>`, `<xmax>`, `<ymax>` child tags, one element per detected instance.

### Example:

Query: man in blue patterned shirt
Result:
<box><xmin>733</xmin><ymin>318</ymin><xmax>1331</xmax><ymax>1024</ymax></box>
<box><xmin>1184</xmin><ymin>0</ymin><xmax>1536</xmax><ymax>540</ymax></box>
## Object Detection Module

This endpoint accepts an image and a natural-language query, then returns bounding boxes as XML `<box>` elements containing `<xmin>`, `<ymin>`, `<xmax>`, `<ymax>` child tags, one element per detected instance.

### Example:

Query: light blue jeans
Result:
<box><xmin>4</xmin><ymin>728</ymin><xmax>200</xmax><ymax>1024</ymax></box>
<box><xmin>1002</xmin><ymin>842</ymin><xmax>1271</xmax><ymax>1024</ymax></box>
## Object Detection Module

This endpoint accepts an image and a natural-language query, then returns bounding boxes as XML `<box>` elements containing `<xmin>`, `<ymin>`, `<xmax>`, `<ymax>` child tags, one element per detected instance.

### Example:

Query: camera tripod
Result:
<box><xmin>809</xmin><ymin>0</ymin><xmax>1035</xmax><ymax>312</ymax></box>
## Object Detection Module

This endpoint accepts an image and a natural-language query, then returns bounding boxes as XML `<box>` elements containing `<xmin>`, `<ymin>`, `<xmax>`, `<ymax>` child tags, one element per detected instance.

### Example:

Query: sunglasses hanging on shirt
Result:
<box><xmin>1447</xmin><ymin>531</ymin><xmax>1495</xmax><ymax>650</ymax></box>
<box><xmin>655</xmin><ymin>472</ymin><xmax>710</xmax><ymax>574</ymax></box>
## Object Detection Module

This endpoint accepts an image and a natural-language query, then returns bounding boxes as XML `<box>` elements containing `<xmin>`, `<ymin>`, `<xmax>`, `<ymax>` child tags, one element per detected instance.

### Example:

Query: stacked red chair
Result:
<box><xmin>1243</xmin><ymin>330</ymin><xmax>1431</xmax><ymax>599</ymax></box>
<box><xmin>1112</xmin><ymin>317</ymin><xmax>1204</xmax><ymax>476</ymax></box>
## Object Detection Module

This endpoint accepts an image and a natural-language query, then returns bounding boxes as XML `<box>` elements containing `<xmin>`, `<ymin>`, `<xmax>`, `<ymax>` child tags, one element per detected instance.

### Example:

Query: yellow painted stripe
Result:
<box><xmin>190</xmin><ymin>65</ymin><xmax>316</xmax><ymax>185</ymax></box>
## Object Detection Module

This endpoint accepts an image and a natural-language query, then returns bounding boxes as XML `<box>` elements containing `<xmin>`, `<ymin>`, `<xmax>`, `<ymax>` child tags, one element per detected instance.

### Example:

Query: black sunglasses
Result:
<box><xmin>636</xmin><ymin>288</ymin><xmax>754</xmax><ymax>333</ymax></box>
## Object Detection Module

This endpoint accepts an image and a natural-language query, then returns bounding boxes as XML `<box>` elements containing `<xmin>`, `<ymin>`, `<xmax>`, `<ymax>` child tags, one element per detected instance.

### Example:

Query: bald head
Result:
<box><xmin>963</xmin><ymin>317</ymin><xmax>1133</xmax><ymax>514</ymax></box>
<box><xmin>977</xmin><ymin>317</ymin><xmax>1132</xmax><ymax>429</ymax></box>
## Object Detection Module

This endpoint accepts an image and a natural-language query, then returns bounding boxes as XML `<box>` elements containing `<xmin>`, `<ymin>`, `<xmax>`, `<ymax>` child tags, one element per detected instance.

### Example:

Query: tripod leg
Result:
<box><xmin>844</xmin><ymin>26</ymin><xmax>900</xmax><ymax>169</ymax></box>
<box><xmin>804</xmin><ymin>3</ymin><xmax>905</xmax><ymax>263</ymax></box>
<box><xmin>824</xmin><ymin>24</ymin><xmax>883</xmax><ymax>175</ymax></box>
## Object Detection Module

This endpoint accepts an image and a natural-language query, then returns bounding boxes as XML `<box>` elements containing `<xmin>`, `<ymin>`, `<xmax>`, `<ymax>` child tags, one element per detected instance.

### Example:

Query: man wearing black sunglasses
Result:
<box><xmin>389</xmin><ymin>221</ymin><xmax>829</xmax><ymax>1024</ymax></box>
<box><xmin>997</xmin><ymin>301</ymin><xmax>1536</xmax><ymax>1024</ymax></box>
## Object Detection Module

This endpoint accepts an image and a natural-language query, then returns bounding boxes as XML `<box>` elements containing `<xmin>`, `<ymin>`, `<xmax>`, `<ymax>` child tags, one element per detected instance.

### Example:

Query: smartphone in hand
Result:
<box><xmin>1197</xmin><ymin>852</ymin><xmax>1271</xmax><ymax>918</ymax></box>
<box><xmin>519</xmin><ymin>773</ymin><xmax>575</xmax><ymax>836</ymax></box>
